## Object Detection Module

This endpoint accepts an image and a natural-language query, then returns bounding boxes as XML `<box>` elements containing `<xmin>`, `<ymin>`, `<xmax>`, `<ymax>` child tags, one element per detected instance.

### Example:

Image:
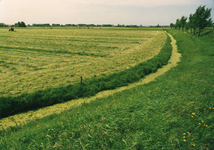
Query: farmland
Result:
<box><xmin>0</xmin><ymin>28</ymin><xmax>213</xmax><ymax>149</ymax></box>
<box><xmin>0</xmin><ymin>28</ymin><xmax>166</xmax><ymax>96</ymax></box>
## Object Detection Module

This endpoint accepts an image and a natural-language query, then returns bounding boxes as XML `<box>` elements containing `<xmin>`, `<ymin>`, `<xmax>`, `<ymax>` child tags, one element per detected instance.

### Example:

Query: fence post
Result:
<box><xmin>80</xmin><ymin>76</ymin><xmax>82</xmax><ymax>85</ymax></box>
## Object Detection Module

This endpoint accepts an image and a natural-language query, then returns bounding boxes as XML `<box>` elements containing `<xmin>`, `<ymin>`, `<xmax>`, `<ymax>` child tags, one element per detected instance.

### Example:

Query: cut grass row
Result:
<box><xmin>0</xmin><ymin>32</ymin><xmax>172</xmax><ymax>119</ymax></box>
<box><xmin>0</xmin><ymin>29</ymin><xmax>213</xmax><ymax>149</ymax></box>
<box><xmin>0</xmin><ymin>29</ymin><xmax>165</xmax><ymax>96</ymax></box>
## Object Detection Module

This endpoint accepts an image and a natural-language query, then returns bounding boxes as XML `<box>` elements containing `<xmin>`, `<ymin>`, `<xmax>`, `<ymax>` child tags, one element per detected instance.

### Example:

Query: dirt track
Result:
<box><xmin>0</xmin><ymin>32</ymin><xmax>181</xmax><ymax>131</ymax></box>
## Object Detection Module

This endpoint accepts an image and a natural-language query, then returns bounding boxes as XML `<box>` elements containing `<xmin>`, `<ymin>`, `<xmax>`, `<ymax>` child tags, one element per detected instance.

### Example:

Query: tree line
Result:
<box><xmin>170</xmin><ymin>5</ymin><xmax>213</xmax><ymax>36</ymax></box>
<box><xmin>14</xmin><ymin>21</ymin><xmax>27</xmax><ymax>27</ymax></box>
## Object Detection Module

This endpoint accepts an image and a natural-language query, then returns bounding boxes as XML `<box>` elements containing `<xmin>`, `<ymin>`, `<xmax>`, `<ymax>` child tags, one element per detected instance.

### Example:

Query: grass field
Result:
<box><xmin>0</xmin><ymin>28</ymin><xmax>213</xmax><ymax>149</ymax></box>
<box><xmin>0</xmin><ymin>28</ymin><xmax>166</xmax><ymax>96</ymax></box>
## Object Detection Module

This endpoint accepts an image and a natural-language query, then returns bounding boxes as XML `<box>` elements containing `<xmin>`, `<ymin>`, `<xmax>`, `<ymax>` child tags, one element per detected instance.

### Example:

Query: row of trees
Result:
<box><xmin>170</xmin><ymin>5</ymin><xmax>213</xmax><ymax>36</ymax></box>
<box><xmin>14</xmin><ymin>21</ymin><xmax>27</xmax><ymax>27</ymax></box>
<box><xmin>0</xmin><ymin>23</ymin><xmax>7</xmax><ymax>27</ymax></box>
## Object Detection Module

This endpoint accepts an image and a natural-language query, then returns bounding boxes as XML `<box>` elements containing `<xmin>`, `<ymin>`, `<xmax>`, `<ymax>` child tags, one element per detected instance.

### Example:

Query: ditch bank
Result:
<box><xmin>0</xmin><ymin>32</ymin><xmax>181</xmax><ymax>131</ymax></box>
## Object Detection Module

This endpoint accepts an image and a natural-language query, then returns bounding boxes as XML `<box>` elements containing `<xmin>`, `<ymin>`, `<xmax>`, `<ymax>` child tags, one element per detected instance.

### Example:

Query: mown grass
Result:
<box><xmin>0</xmin><ymin>28</ymin><xmax>213</xmax><ymax>149</ymax></box>
<box><xmin>0</xmin><ymin>31</ymin><xmax>171</xmax><ymax>119</ymax></box>
<box><xmin>0</xmin><ymin>28</ymin><xmax>165</xmax><ymax>96</ymax></box>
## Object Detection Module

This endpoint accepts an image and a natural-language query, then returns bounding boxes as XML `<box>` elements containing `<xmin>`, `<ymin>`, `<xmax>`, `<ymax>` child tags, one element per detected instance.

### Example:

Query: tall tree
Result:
<box><xmin>170</xmin><ymin>23</ymin><xmax>174</xmax><ymax>29</ymax></box>
<box><xmin>180</xmin><ymin>16</ymin><xmax>187</xmax><ymax>32</ymax></box>
<box><xmin>192</xmin><ymin>13</ymin><xmax>198</xmax><ymax>35</ymax></box>
<box><xmin>185</xmin><ymin>22</ymin><xmax>190</xmax><ymax>33</ymax></box>
<box><xmin>194</xmin><ymin>5</ymin><xmax>212</xmax><ymax>36</ymax></box>
<box><xmin>175</xmin><ymin>19</ymin><xmax>181</xmax><ymax>30</ymax></box>
<box><xmin>20</xmin><ymin>21</ymin><xmax>26</xmax><ymax>27</ymax></box>
<box><xmin>189</xmin><ymin>14</ymin><xmax>195</xmax><ymax>34</ymax></box>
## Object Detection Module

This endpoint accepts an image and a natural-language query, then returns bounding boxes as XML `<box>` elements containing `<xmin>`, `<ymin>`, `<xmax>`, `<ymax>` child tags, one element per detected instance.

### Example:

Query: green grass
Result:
<box><xmin>0</xmin><ymin>29</ymin><xmax>214</xmax><ymax>149</ymax></box>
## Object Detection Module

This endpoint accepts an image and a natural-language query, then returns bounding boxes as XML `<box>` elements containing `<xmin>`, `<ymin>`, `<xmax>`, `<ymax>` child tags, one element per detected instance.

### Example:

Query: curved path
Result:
<box><xmin>0</xmin><ymin>32</ymin><xmax>181</xmax><ymax>131</ymax></box>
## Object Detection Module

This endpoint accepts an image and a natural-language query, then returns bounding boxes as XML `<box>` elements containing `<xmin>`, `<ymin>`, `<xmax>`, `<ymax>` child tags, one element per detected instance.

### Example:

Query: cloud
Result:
<box><xmin>74</xmin><ymin>0</ymin><xmax>207</xmax><ymax>7</ymax></box>
<box><xmin>0</xmin><ymin>0</ymin><xmax>213</xmax><ymax>25</ymax></box>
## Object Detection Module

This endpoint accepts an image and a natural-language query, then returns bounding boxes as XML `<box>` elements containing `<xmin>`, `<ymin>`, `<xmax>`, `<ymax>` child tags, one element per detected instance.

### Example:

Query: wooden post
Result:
<box><xmin>80</xmin><ymin>76</ymin><xmax>82</xmax><ymax>85</ymax></box>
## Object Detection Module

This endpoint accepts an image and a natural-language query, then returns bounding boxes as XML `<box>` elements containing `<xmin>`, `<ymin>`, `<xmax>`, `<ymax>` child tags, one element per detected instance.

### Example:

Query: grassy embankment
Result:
<box><xmin>0</xmin><ymin>28</ymin><xmax>214</xmax><ymax>149</ymax></box>
<box><xmin>0</xmin><ymin>28</ymin><xmax>171</xmax><ymax>118</ymax></box>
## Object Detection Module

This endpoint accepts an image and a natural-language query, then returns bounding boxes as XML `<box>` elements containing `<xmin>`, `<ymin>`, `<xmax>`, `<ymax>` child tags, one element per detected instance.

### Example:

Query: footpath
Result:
<box><xmin>0</xmin><ymin>32</ymin><xmax>181</xmax><ymax>131</ymax></box>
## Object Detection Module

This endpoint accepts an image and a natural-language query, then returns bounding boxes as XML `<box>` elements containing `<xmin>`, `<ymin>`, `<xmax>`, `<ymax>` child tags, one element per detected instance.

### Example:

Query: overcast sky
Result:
<box><xmin>0</xmin><ymin>0</ymin><xmax>214</xmax><ymax>26</ymax></box>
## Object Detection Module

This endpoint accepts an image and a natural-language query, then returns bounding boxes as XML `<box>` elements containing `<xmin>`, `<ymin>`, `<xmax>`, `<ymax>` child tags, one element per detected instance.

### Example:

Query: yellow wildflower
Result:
<box><xmin>183</xmin><ymin>136</ymin><xmax>185</xmax><ymax>138</ymax></box>
<box><xmin>192</xmin><ymin>113</ymin><xmax>195</xmax><ymax>115</ymax></box>
<box><xmin>191</xmin><ymin>116</ymin><xmax>194</xmax><ymax>118</ymax></box>
<box><xmin>206</xmin><ymin>125</ymin><xmax>208</xmax><ymax>127</ymax></box>
<box><xmin>199</xmin><ymin>123</ymin><xmax>201</xmax><ymax>125</ymax></box>
<box><xmin>183</xmin><ymin>139</ymin><xmax>186</xmax><ymax>142</ymax></box>
<box><xmin>183</xmin><ymin>133</ymin><xmax>186</xmax><ymax>135</ymax></box>
<box><xmin>192</xmin><ymin>139</ymin><xmax>194</xmax><ymax>141</ymax></box>
<box><xmin>193</xmin><ymin>144</ymin><xmax>195</xmax><ymax>146</ymax></box>
<box><xmin>204</xmin><ymin>108</ymin><xmax>206</xmax><ymax>110</ymax></box>
<box><xmin>209</xmin><ymin>107</ymin><xmax>211</xmax><ymax>109</ymax></box>
<box><xmin>202</xmin><ymin>120</ymin><xmax>204</xmax><ymax>122</ymax></box>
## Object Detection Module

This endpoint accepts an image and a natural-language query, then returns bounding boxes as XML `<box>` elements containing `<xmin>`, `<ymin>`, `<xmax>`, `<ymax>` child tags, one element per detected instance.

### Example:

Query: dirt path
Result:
<box><xmin>0</xmin><ymin>32</ymin><xmax>181</xmax><ymax>131</ymax></box>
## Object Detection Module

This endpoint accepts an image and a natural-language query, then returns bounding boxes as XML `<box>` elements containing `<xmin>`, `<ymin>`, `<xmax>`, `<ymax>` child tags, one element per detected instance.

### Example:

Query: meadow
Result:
<box><xmin>0</xmin><ymin>27</ymin><xmax>173</xmax><ymax>119</ymax></box>
<box><xmin>1</xmin><ymin>27</ymin><xmax>213</xmax><ymax>149</ymax></box>
<box><xmin>0</xmin><ymin>28</ymin><xmax>166</xmax><ymax>96</ymax></box>
<box><xmin>0</xmin><ymin>27</ymin><xmax>213</xmax><ymax>149</ymax></box>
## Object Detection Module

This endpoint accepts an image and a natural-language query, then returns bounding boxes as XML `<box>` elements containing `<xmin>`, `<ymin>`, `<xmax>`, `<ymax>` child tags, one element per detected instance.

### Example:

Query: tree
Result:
<box><xmin>192</xmin><ymin>13</ymin><xmax>198</xmax><ymax>35</ymax></box>
<box><xmin>170</xmin><ymin>23</ymin><xmax>174</xmax><ymax>29</ymax></box>
<box><xmin>180</xmin><ymin>16</ymin><xmax>187</xmax><ymax>32</ymax></box>
<box><xmin>15</xmin><ymin>21</ymin><xmax>26</xmax><ymax>27</ymax></box>
<box><xmin>20</xmin><ymin>21</ymin><xmax>26</xmax><ymax>27</ymax></box>
<box><xmin>185</xmin><ymin>22</ymin><xmax>190</xmax><ymax>33</ymax></box>
<box><xmin>175</xmin><ymin>19</ymin><xmax>181</xmax><ymax>30</ymax></box>
<box><xmin>188</xmin><ymin>14</ymin><xmax>195</xmax><ymax>34</ymax></box>
<box><xmin>194</xmin><ymin>5</ymin><xmax>212</xmax><ymax>36</ymax></box>
<box><xmin>0</xmin><ymin>23</ymin><xmax>7</xmax><ymax>27</ymax></box>
<box><xmin>156</xmin><ymin>24</ymin><xmax>161</xmax><ymax>27</ymax></box>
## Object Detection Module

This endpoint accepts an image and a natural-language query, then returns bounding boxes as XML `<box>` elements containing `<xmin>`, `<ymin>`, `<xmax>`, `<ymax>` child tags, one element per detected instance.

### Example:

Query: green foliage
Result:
<box><xmin>185</xmin><ymin>22</ymin><xmax>190</xmax><ymax>33</ymax></box>
<box><xmin>173</xmin><ymin>5</ymin><xmax>212</xmax><ymax>36</ymax></box>
<box><xmin>0</xmin><ymin>34</ymin><xmax>172</xmax><ymax>119</ymax></box>
<box><xmin>170</xmin><ymin>23</ymin><xmax>174</xmax><ymax>29</ymax></box>
<box><xmin>15</xmin><ymin>21</ymin><xmax>26</xmax><ymax>27</ymax></box>
<box><xmin>189</xmin><ymin>13</ymin><xmax>195</xmax><ymax>33</ymax></box>
<box><xmin>194</xmin><ymin>5</ymin><xmax>212</xmax><ymax>36</ymax></box>
<box><xmin>175</xmin><ymin>19</ymin><xmax>181</xmax><ymax>30</ymax></box>
<box><xmin>180</xmin><ymin>16</ymin><xmax>187</xmax><ymax>32</ymax></box>
<box><xmin>0</xmin><ymin>23</ymin><xmax>7</xmax><ymax>27</ymax></box>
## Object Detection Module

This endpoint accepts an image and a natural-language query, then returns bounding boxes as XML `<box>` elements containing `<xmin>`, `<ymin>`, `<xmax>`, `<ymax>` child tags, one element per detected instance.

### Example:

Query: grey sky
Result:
<box><xmin>0</xmin><ymin>0</ymin><xmax>213</xmax><ymax>26</ymax></box>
